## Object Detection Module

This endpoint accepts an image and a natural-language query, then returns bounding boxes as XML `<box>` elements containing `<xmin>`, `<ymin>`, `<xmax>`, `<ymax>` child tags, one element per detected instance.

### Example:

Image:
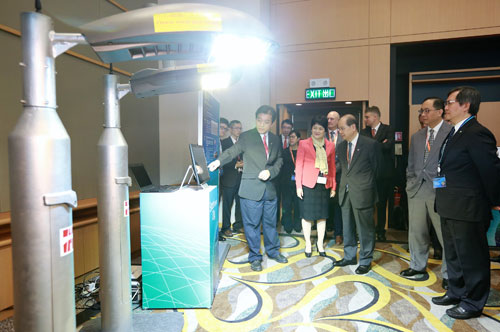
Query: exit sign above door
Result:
<box><xmin>305</xmin><ymin>87</ymin><xmax>336</xmax><ymax>100</ymax></box>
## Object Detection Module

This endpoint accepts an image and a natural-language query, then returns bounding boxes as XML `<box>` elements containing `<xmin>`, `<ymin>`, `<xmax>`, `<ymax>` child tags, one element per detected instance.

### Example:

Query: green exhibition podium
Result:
<box><xmin>140</xmin><ymin>185</ymin><xmax>220</xmax><ymax>308</ymax></box>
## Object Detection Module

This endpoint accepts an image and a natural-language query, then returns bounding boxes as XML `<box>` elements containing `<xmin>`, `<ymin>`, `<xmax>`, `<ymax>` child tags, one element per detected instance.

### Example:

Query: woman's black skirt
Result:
<box><xmin>299</xmin><ymin>183</ymin><xmax>329</xmax><ymax>220</ymax></box>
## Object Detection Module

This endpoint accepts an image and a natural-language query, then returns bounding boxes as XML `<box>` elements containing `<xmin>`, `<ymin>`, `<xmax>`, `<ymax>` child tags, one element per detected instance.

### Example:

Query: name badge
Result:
<box><xmin>291</xmin><ymin>175</ymin><xmax>295</xmax><ymax>181</ymax></box>
<box><xmin>317</xmin><ymin>176</ymin><xmax>327</xmax><ymax>185</ymax></box>
<box><xmin>433</xmin><ymin>177</ymin><xmax>446</xmax><ymax>188</ymax></box>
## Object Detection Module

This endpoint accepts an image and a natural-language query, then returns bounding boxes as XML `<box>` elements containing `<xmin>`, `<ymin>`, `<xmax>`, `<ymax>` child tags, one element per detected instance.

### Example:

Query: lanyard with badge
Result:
<box><xmin>434</xmin><ymin>116</ymin><xmax>474</xmax><ymax>189</ymax></box>
<box><xmin>290</xmin><ymin>147</ymin><xmax>296</xmax><ymax>181</ymax></box>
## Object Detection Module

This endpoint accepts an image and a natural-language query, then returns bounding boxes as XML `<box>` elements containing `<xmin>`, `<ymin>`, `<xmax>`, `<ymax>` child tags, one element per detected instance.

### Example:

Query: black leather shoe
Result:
<box><xmin>432</xmin><ymin>294</ymin><xmax>460</xmax><ymax>306</ymax></box>
<box><xmin>442</xmin><ymin>278</ymin><xmax>449</xmax><ymax>290</ymax></box>
<box><xmin>304</xmin><ymin>251</ymin><xmax>312</xmax><ymax>258</ymax></box>
<box><xmin>334</xmin><ymin>258</ymin><xmax>357</xmax><ymax>267</ymax></box>
<box><xmin>400</xmin><ymin>268</ymin><xmax>428</xmax><ymax>278</ymax></box>
<box><xmin>268</xmin><ymin>254</ymin><xmax>288</xmax><ymax>264</ymax></box>
<box><xmin>318</xmin><ymin>251</ymin><xmax>327</xmax><ymax>257</ymax></box>
<box><xmin>232</xmin><ymin>228</ymin><xmax>244</xmax><ymax>234</ymax></box>
<box><xmin>250</xmin><ymin>260</ymin><xmax>262</xmax><ymax>271</ymax></box>
<box><xmin>355</xmin><ymin>265</ymin><xmax>371</xmax><ymax>274</ymax></box>
<box><xmin>218</xmin><ymin>234</ymin><xmax>226</xmax><ymax>241</ymax></box>
<box><xmin>446</xmin><ymin>305</ymin><xmax>481</xmax><ymax>320</ymax></box>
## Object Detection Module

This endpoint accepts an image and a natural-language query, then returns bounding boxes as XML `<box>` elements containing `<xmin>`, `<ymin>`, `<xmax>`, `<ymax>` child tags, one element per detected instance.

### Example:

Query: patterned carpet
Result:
<box><xmin>180</xmin><ymin>233</ymin><xmax>500</xmax><ymax>332</ymax></box>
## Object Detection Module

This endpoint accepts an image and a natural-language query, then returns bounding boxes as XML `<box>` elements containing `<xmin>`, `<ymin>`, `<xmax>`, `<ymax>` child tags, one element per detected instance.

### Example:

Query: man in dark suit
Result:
<box><xmin>278</xmin><ymin>119</ymin><xmax>293</xmax><ymax>229</ymax></box>
<box><xmin>208</xmin><ymin>106</ymin><xmax>287</xmax><ymax>272</ymax></box>
<box><xmin>334</xmin><ymin>114</ymin><xmax>382</xmax><ymax>274</ymax></box>
<box><xmin>432</xmin><ymin>86</ymin><xmax>500</xmax><ymax>319</ymax></box>
<box><xmin>402</xmin><ymin>97</ymin><xmax>450</xmax><ymax>289</ymax></box>
<box><xmin>361</xmin><ymin>106</ymin><xmax>395</xmax><ymax>241</ymax></box>
<box><xmin>326</xmin><ymin>110</ymin><xmax>344</xmax><ymax>244</ymax></box>
<box><xmin>220</xmin><ymin>120</ymin><xmax>244</xmax><ymax>237</ymax></box>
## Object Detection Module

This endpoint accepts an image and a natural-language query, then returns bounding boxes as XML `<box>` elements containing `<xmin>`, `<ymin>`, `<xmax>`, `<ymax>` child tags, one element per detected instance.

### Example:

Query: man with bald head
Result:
<box><xmin>326</xmin><ymin>111</ymin><xmax>343</xmax><ymax>244</ymax></box>
<box><xmin>334</xmin><ymin>114</ymin><xmax>381</xmax><ymax>274</ymax></box>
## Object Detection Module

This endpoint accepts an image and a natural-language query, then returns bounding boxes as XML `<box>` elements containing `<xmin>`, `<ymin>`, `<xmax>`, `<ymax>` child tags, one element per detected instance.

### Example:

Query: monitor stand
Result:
<box><xmin>179</xmin><ymin>165</ymin><xmax>207</xmax><ymax>190</ymax></box>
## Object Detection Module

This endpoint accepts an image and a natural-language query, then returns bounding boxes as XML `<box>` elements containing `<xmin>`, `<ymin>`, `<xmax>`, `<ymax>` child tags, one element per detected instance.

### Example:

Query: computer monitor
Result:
<box><xmin>189</xmin><ymin>144</ymin><xmax>210</xmax><ymax>186</ymax></box>
<box><xmin>129</xmin><ymin>163</ymin><xmax>154</xmax><ymax>190</ymax></box>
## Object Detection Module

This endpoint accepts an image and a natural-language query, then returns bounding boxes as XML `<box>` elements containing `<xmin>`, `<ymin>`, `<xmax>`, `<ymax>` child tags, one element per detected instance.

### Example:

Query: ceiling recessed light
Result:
<box><xmin>296</xmin><ymin>103</ymin><xmax>302</xmax><ymax>106</ymax></box>
<box><xmin>345</xmin><ymin>101</ymin><xmax>352</xmax><ymax>104</ymax></box>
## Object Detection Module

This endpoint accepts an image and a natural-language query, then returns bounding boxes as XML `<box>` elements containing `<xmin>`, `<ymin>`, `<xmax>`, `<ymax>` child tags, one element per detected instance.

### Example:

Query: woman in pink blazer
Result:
<box><xmin>296</xmin><ymin>115</ymin><xmax>336</xmax><ymax>257</ymax></box>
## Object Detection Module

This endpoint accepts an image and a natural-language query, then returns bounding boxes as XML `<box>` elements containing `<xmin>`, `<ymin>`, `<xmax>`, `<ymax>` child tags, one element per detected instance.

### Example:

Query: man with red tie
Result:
<box><xmin>208</xmin><ymin>106</ymin><xmax>287</xmax><ymax>272</ymax></box>
<box><xmin>278</xmin><ymin>119</ymin><xmax>293</xmax><ymax>228</ymax></box>
<box><xmin>361</xmin><ymin>106</ymin><xmax>395</xmax><ymax>241</ymax></box>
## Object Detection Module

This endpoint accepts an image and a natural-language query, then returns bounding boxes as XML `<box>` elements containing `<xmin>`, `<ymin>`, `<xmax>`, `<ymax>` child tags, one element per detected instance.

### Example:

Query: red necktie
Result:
<box><xmin>371</xmin><ymin>128</ymin><xmax>376</xmax><ymax>137</ymax></box>
<box><xmin>263</xmin><ymin>134</ymin><xmax>269</xmax><ymax>158</ymax></box>
<box><xmin>283</xmin><ymin>137</ymin><xmax>287</xmax><ymax>149</ymax></box>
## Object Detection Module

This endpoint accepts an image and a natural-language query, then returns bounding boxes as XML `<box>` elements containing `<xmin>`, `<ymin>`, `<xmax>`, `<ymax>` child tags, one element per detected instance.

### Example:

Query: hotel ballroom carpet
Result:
<box><xmin>2</xmin><ymin>233</ymin><xmax>500</xmax><ymax>332</ymax></box>
<box><xmin>178</xmin><ymin>233</ymin><xmax>500</xmax><ymax>332</ymax></box>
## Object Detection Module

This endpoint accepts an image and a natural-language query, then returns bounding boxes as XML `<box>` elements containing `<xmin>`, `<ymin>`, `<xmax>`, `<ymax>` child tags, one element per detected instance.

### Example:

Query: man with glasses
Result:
<box><xmin>432</xmin><ymin>86</ymin><xmax>500</xmax><ymax>319</ymax></box>
<box><xmin>220</xmin><ymin>120</ymin><xmax>244</xmax><ymax>237</ymax></box>
<box><xmin>219</xmin><ymin>118</ymin><xmax>230</xmax><ymax>140</ymax></box>
<box><xmin>402</xmin><ymin>97</ymin><xmax>451</xmax><ymax>290</ymax></box>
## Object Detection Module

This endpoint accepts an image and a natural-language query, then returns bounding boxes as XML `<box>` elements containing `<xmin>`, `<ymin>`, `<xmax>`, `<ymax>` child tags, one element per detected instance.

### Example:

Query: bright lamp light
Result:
<box><xmin>209</xmin><ymin>34</ymin><xmax>272</xmax><ymax>67</ymax></box>
<box><xmin>201</xmin><ymin>72</ymin><xmax>232</xmax><ymax>90</ymax></box>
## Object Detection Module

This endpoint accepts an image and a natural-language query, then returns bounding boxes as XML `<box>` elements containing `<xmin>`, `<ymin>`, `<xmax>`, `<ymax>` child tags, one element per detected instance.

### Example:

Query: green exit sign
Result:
<box><xmin>305</xmin><ymin>87</ymin><xmax>336</xmax><ymax>100</ymax></box>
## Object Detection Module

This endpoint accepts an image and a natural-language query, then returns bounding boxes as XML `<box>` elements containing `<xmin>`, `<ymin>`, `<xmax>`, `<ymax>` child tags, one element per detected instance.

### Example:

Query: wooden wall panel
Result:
<box><xmin>473</xmin><ymin>102</ymin><xmax>500</xmax><ymax>142</ymax></box>
<box><xmin>73</xmin><ymin>227</ymin><xmax>86</xmax><ymax>277</ymax></box>
<box><xmin>0</xmin><ymin>247</ymin><xmax>13</xmax><ymax>311</ymax></box>
<box><xmin>368</xmin><ymin>44</ymin><xmax>390</xmax><ymax>124</ymax></box>
<box><xmin>391</xmin><ymin>0</ymin><xmax>500</xmax><ymax>37</ymax></box>
<box><xmin>83</xmin><ymin>224</ymin><xmax>99</xmax><ymax>273</ymax></box>
<box><xmin>130</xmin><ymin>212</ymin><xmax>141</xmax><ymax>254</ymax></box>
<box><xmin>272</xmin><ymin>0</ymin><xmax>369</xmax><ymax>46</ymax></box>
<box><xmin>369</xmin><ymin>0</ymin><xmax>391</xmax><ymax>38</ymax></box>
<box><xmin>274</xmin><ymin>46</ymin><xmax>369</xmax><ymax>103</ymax></box>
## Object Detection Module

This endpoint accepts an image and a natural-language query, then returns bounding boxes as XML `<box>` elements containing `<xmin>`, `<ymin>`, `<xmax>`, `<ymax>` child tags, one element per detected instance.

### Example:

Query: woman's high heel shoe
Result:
<box><xmin>305</xmin><ymin>251</ymin><xmax>312</xmax><ymax>258</ymax></box>
<box><xmin>317</xmin><ymin>243</ymin><xmax>327</xmax><ymax>257</ymax></box>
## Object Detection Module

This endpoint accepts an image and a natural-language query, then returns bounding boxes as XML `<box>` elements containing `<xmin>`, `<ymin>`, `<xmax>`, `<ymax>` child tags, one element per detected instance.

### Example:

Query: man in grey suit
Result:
<box><xmin>334</xmin><ymin>114</ymin><xmax>382</xmax><ymax>274</ymax></box>
<box><xmin>402</xmin><ymin>97</ymin><xmax>451</xmax><ymax>289</ymax></box>
<box><xmin>208</xmin><ymin>106</ymin><xmax>287</xmax><ymax>272</ymax></box>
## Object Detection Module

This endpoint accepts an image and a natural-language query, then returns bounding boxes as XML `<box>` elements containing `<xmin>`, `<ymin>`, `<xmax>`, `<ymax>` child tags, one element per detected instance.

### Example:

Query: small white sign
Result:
<box><xmin>309</xmin><ymin>78</ymin><xmax>330</xmax><ymax>88</ymax></box>
<box><xmin>124</xmin><ymin>200</ymin><xmax>129</xmax><ymax>217</ymax></box>
<box><xmin>60</xmin><ymin>226</ymin><xmax>73</xmax><ymax>257</ymax></box>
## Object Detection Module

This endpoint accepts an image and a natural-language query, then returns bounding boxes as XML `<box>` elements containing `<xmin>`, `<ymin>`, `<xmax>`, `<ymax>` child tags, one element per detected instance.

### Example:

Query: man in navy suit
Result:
<box><xmin>209</xmin><ymin>106</ymin><xmax>287</xmax><ymax>271</ymax></box>
<box><xmin>432</xmin><ymin>86</ymin><xmax>500</xmax><ymax>319</ymax></box>
<box><xmin>220</xmin><ymin>120</ymin><xmax>244</xmax><ymax>237</ymax></box>
<box><xmin>361</xmin><ymin>106</ymin><xmax>395</xmax><ymax>241</ymax></box>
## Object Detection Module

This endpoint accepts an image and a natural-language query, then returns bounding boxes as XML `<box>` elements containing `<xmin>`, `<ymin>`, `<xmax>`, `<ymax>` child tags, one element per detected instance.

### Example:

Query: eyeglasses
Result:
<box><xmin>418</xmin><ymin>108</ymin><xmax>434</xmax><ymax>114</ymax></box>
<box><xmin>444</xmin><ymin>100</ymin><xmax>457</xmax><ymax>106</ymax></box>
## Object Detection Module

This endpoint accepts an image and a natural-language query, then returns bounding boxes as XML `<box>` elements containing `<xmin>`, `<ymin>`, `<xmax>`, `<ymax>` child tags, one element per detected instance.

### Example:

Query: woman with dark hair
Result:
<box><xmin>295</xmin><ymin>116</ymin><xmax>336</xmax><ymax>257</ymax></box>
<box><xmin>281</xmin><ymin>129</ymin><xmax>302</xmax><ymax>233</ymax></box>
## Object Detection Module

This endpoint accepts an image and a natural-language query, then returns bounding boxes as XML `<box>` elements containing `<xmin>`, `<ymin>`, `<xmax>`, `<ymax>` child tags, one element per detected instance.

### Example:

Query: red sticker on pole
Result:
<box><xmin>124</xmin><ymin>200</ymin><xmax>129</xmax><ymax>217</ymax></box>
<box><xmin>60</xmin><ymin>226</ymin><xmax>73</xmax><ymax>257</ymax></box>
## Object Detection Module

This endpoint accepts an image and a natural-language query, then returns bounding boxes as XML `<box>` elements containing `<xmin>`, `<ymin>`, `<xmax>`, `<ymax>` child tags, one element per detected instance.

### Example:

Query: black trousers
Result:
<box><xmin>441</xmin><ymin>217</ymin><xmax>490</xmax><ymax>312</ymax></box>
<box><xmin>221</xmin><ymin>184</ymin><xmax>242</xmax><ymax>232</ymax></box>
<box><xmin>376</xmin><ymin>178</ymin><xmax>393</xmax><ymax>235</ymax></box>
<box><xmin>281</xmin><ymin>181</ymin><xmax>301</xmax><ymax>232</ymax></box>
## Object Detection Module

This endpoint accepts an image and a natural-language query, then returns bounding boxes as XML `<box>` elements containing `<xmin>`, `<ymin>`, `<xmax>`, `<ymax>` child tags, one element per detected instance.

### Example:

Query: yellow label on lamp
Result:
<box><xmin>154</xmin><ymin>12</ymin><xmax>222</xmax><ymax>33</ymax></box>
